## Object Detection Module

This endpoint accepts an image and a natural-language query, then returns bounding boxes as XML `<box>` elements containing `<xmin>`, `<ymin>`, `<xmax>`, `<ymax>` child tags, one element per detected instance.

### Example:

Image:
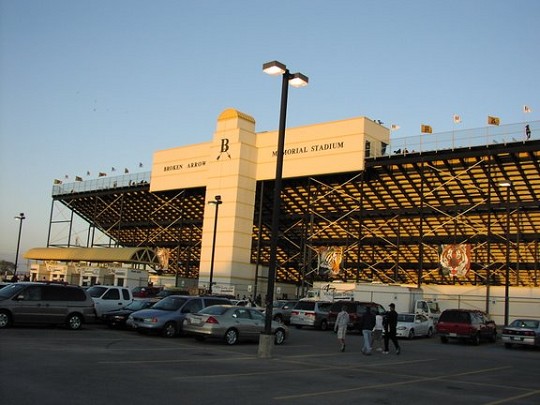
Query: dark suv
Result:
<box><xmin>436</xmin><ymin>309</ymin><xmax>497</xmax><ymax>345</ymax></box>
<box><xmin>327</xmin><ymin>301</ymin><xmax>385</xmax><ymax>331</ymax></box>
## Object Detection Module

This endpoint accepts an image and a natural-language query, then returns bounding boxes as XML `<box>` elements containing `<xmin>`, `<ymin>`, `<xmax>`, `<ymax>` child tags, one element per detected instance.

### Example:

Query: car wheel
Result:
<box><xmin>440</xmin><ymin>336</ymin><xmax>448</xmax><ymax>344</ymax></box>
<box><xmin>489</xmin><ymin>331</ymin><xmax>497</xmax><ymax>343</ymax></box>
<box><xmin>66</xmin><ymin>313</ymin><xmax>83</xmax><ymax>330</ymax></box>
<box><xmin>408</xmin><ymin>329</ymin><xmax>415</xmax><ymax>340</ymax></box>
<box><xmin>0</xmin><ymin>310</ymin><xmax>12</xmax><ymax>328</ymax></box>
<box><xmin>225</xmin><ymin>328</ymin><xmax>239</xmax><ymax>345</ymax></box>
<box><xmin>319</xmin><ymin>319</ymin><xmax>328</xmax><ymax>331</ymax></box>
<box><xmin>274</xmin><ymin>329</ymin><xmax>286</xmax><ymax>345</ymax></box>
<box><xmin>162</xmin><ymin>322</ymin><xmax>177</xmax><ymax>338</ymax></box>
<box><xmin>471</xmin><ymin>333</ymin><xmax>480</xmax><ymax>346</ymax></box>
<box><xmin>427</xmin><ymin>327</ymin><xmax>433</xmax><ymax>338</ymax></box>
<box><xmin>504</xmin><ymin>342</ymin><xmax>512</xmax><ymax>349</ymax></box>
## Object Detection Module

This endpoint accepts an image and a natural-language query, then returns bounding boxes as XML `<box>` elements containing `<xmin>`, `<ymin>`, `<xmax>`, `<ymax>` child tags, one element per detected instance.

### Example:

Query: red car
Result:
<box><xmin>436</xmin><ymin>309</ymin><xmax>497</xmax><ymax>345</ymax></box>
<box><xmin>132</xmin><ymin>286</ymin><xmax>163</xmax><ymax>298</ymax></box>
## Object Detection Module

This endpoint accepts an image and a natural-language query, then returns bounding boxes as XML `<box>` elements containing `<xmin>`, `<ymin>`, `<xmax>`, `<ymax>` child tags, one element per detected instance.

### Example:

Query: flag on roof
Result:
<box><xmin>487</xmin><ymin>116</ymin><xmax>500</xmax><ymax>126</ymax></box>
<box><xmin>53</xmin><ymin>179</ymin><xmax>63</xmax><ymax>185</ymax></box>
<box><xmin>453</xmin><ymin>115</ymin><xmax>462</xmax><ymax>124</ymax></box>
<box><xmin>75</xmin><ymin>176</ymin><xmax>83</xmax><ymax>181</ymax></box>
<box><xmin>124</xmin><ymin>168</ymin><xmax>129</xmax><ymax>174</ymax></box>
<box><xmin>87</xmin><ymin>171</ymin><xmax>91</xmax><ymax>176</ymax></box>
<box><xmin>523</xmin><ymin>105</ymin><xmax>532</xmax><ymax>113</ymax></box>
<box><xmin>111</xmin><ymin>167</ymin><xmax>116</xmax><ymax>172</ymax></box>
<box><xmin>421</xmin><ymin>124</ymin><xmax>432</xmax><ymax>134</ymax></box>
<box><xmin>99</xmin><ymin>172</ymin><xmax>107</xmax><ymax>177</ymax></box>
<box><xmin>391</xmin><ymin>124</ymin><xmax>400</xmax><ymax>131</ymax></box>
<box><xmin>139</xmin><ymin>162</ymin><xmax>143</xmax><ymax>168</ymax></box>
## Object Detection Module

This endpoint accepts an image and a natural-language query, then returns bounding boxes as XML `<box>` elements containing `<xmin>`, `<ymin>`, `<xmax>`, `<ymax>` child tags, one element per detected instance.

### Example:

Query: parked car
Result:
<box><xmin>327</xmin><ymin>301</ymin><xmax>386</xmax><ymax>331</ymax></box>
<box><xmin>184</xmin><ymin>305</ymin><xmax>288</xmax><ymax>345</ymax></box>
<box><xmin>290</xmin><ymin>300</ymin><xmax>332</xmax><ymax>330</ymax></box>
<box><xmin>436</xmin><ymin>309</ymin><xmax>497</xmax><ymax>345</ymax></box>
<box><xmin>102</xmin><ymin>298</ymin><xmax>160</xmax><ymax>328</ymax></box>
<box><xmin>86</xmin><ymin>285</ymin><xmax>133</xmax><ymax>317</ymax></box>
<box><xmin>396</xmin><ymin>313</ymin><xmax>434</xmax><ymax>339</ymax></box>
<box><xmin>129</xmin><ymin>295</ymin><xmax>231</xmax><ymax>337</ymax></box>
<box><xmin>501</xmin><ymin>318</ymin><xmax>540</xmax><ymax>349</ymax></box>
<box><xmin>132</xmin><ymin>286</ymin><xmax>163</xmax><ymax>298</ymax></box>
<box><xmin>155</xmin><ymin>288</ymin><xmax>190</xmax><ymax>299</ymax></box>
<box><xmin>270</xmin><ymin>300</ymin><xmax>298</xmax><ymax>324</ymax></box>
<box><xmin>0</xmin><ymin>282</ymin><xmax>96</xmax><ymax>330</ymax></box>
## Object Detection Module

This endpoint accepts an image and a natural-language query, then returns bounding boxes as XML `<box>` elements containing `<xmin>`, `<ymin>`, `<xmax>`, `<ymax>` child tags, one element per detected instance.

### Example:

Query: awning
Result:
<box><xmin>24</xmin><ymin>247</ymin><xmax>159</xmax><ymax>267</ymax></box>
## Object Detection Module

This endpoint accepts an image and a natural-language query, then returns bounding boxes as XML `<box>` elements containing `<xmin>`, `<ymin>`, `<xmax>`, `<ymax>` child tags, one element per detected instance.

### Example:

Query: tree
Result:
<box><xmin>0</xmin><ymin>260</ymin><xmax>15</xmax><ymax>277</ymax></box>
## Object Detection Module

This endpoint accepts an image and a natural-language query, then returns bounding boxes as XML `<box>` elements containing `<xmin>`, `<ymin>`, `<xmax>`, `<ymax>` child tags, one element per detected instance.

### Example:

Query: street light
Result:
<box><xmin>258</xmin><ymin>61</ymin><xmax>308</xmax><ymax>358</ymax></box>
<box><xmin>499</xmin><ymin>182</ymin><xmax>512</xmax><ymax>326</ymax></box>
<box><xmin>208</xmin><ymin>195</ymin><xmax>222</xmax><ymax>295</ymax></box>
<box><xmin>14</xmin><ymin>213</ymin><xmax>26</xmax><ymax>277</ymax></box>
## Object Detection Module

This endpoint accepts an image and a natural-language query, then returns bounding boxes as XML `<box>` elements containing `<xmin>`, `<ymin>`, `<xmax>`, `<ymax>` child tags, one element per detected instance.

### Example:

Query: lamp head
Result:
<box><xmin>289</xmin><ymin>72</ymin><xmax>309</xmax><ymax>88</ymax></box>
<box><xmin>263</xmin><ymin>60</ymin><xmax>287</xmax><ymax>76</ymax></box>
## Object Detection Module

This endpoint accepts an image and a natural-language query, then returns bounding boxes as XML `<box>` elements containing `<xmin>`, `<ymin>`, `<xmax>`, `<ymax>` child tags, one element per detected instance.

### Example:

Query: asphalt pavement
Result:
<box><xmin>1</xmin><ymin>323</ymin><xmax>539</xmax><ymax>405</ymax></box>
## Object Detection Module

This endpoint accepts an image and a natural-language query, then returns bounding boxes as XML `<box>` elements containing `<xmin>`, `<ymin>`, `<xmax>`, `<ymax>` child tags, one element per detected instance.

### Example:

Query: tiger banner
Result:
<box><xmin>440</xmin><ymin>244</ymin><xmax>471</xmax><ymax>277</ymax></box>
<box><xmin>316</xmin><ymin>246</ymin><xmax>343</xmax><ymax>277</ymax></box>
<box><xmin>487</xmin><ymin>116</ymin><xmax>500</xmax><ymax>126</ymax></box>
<box><xmin>421</xmin><ymin>124</ymin><xmax>432</xmax><ymax>134</ymax></box>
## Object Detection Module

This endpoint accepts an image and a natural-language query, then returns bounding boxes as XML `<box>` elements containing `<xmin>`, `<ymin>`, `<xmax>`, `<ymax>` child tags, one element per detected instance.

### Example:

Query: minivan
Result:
<box><xmin>129</xmin><ymin>295</ymin><xmax>231</xmax><ymax>337</ymax></box>
<box><xmin>436</xmin><ymin>309</ymin><xmax>497</xmax><ymax>345</ymax></box>
<box><xmin>0</xmin><ymin>282</ymin><xmax>96</xmax><ymax>330</ymax></box>
<box><xmin>289</xmin><ymin>300</ymin><xmax>332</xmax><ymax>330</ymax></box>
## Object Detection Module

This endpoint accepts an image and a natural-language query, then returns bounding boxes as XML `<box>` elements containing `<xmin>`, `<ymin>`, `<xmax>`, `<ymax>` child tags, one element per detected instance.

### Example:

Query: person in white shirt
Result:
<box><xmin>334</xmin><ymin>305</ymin><xmax>350</xmax><ymax>352</ymax></box>
<box><xmin>372</xmin><ymin>313</ymin><xmax>384</xmax><ymax>352</ymax></box>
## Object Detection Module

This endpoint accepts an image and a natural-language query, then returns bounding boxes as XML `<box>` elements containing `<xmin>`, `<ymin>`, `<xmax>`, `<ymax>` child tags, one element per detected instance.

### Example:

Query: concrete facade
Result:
<box><xmin>150</xmin><ymin>109</ymin><xmax>390</xmax><ymax>292</ymax></box>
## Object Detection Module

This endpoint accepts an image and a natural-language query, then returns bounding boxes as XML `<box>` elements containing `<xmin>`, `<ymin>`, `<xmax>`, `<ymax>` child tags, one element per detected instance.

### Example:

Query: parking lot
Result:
<box><xmin>1</xmin><ymin>323</ymin><xmax>539</xmax><ymax>405</ymax></box>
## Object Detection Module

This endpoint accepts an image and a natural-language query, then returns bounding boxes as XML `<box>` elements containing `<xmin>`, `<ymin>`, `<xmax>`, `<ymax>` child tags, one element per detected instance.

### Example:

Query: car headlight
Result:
<box><xmin>397</xmin><ymin>326</ymin><xmax>407</xmax><ymax>331</ymax></box>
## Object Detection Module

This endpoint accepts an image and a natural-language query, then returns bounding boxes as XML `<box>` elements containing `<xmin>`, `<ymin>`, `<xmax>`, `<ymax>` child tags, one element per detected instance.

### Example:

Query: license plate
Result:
<box><xmin>511</xmin><ymin>337</ymin><xmax>523</xmax><ymax>341</ymax></box>
<box><xmin>449</xmin><ymin>333</ymin><xmax>457</xmax><ymax>337</ymax></box>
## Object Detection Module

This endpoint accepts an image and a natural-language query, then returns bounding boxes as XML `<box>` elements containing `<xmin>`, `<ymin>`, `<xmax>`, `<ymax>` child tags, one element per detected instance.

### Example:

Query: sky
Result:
<box><xmin>1</xmin><ymin>0</ymin><xmax>539</xmax><ymax>271</ymax></box>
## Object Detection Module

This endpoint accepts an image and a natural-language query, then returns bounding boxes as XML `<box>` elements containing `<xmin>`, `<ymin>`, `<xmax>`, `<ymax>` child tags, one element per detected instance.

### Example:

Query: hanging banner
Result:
<box><xmin>156</xmin><ymin>248</ymin><xmax>171</xmax><ymax>270</ymax></box>
<box><xmin>440</xmin><ymin>244</ymin><xmax>471</xmax><ymax>277</ymax></box>
<box><xmin>316</xmin><ymin>246</ymin><xmax>343</xmax><ymax>277</ymax></box>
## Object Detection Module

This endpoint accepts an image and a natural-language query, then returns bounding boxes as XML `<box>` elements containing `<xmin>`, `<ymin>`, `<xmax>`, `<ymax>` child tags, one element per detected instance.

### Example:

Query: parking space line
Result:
<box><xmin>484</xmin><ymin>389</ymin><xmax>540</xmax><ymax>405</ymax></box>
<box><xmin>274</xmin><ymin>366</ymin><xmax>512</xmax><ymax>400</ymax></box>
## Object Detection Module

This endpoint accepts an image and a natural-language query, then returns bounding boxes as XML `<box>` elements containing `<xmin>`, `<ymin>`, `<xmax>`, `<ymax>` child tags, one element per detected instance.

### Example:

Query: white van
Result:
<box><xmin>86</xmin><ymin>285</ymin><xmax>133</xmax><ymax>317</ymax></box>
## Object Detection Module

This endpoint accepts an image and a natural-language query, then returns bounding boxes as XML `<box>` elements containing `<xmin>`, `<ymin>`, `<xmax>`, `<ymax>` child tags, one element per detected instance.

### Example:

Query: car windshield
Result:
<box><xmin>125</xmin><ymin>300</ymin><xmax>153</xmax><ymax>310</ymax></box>
<box><xmin>398</xmin><ymin>314</ymin><xmax>415</xmax><ymax>322</ymax></box>
<box><xmin>152</xmin><ymin>296</ymin><xmax>187</xmax><ymax>311</ymax></box>
<box><xmin>428</xmin><ymin>301</ymin><xmax>441</xmax><ymax>314</ymax></box>
<box><xmin>0</xmin><ymin>283</ymin><xmax>26</xmax><ymax>299</ymax></box>
<box><xmin>510</xmin><ymin>319</ymin><xmax>539</xmax><ymax>328</ymax></box>
<box><xmin>199</xmin><ymin>306</ymin><xmax>229</xmax><ymax>315</ymax></box>
<box><xmin>86</xmin><ymin>286</ymin><xmax>108</xmax><ymax>298</ymax></box>
<box><xmin>295</xmin><ymin>301</ymin><xmax>316</xmax><ymax>310</ymax></box>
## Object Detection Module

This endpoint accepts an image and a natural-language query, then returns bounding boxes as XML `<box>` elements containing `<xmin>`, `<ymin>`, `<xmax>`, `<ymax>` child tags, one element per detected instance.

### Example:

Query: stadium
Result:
<box><xmin>25</xmin><ymin>109</ymin><xmax>539</xmax><ymax>303</ymax></box>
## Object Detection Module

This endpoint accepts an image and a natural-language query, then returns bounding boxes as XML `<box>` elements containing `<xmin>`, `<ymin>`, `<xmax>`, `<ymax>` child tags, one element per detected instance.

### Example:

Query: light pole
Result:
<box><xmin>499</xmin><ymin>182</ymin><xmax>512</xmax><ymax>326</ymax></box>
<box><xmin>14</xmin><ymin>213</ymin><xmax>26</xmax><ymax>277</ymax></box>
<box><xmin>208</xmin><ymin>195</ymin><xmax>222</xmax><ymax>295</ymax></box>
<box><xmin>258</xmin><ymin>61</ymin><xmax>308</xmax><ymax>358</ymax></box>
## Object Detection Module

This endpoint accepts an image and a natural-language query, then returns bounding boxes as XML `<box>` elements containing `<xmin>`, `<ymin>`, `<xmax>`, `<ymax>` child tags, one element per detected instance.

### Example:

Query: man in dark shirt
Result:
<box><xmin>383</xmin><ymin>303</ymin><xmax>401</xmax><ymax>355</ymax></box>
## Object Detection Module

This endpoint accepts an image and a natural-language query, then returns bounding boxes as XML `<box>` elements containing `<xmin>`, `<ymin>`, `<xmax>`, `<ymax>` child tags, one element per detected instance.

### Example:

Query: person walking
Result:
<box><xmin>361</xmin><ymin>307</ymin><xmax>376</xmax><ymax>355</ymax></box>
<box><xmin>383</xmin><ymin>303</ymin><xmax>401</xmax><ymax>355</ymax></box>
<box><xmin>372</xmin><ymin>311</ymin><xmax>384</xmax><ymax>352</ymax></box>
<box><xmin>334</xmin><ymin>305</ymin><xmax>350</xmax><ymax>352</ymax></box>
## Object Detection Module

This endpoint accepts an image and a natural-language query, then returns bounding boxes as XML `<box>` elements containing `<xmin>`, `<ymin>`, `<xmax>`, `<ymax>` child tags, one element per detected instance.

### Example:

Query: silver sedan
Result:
<box><xmin>184</xmin><ymin>305</ymin><xmax>288</xmax><ymax>345</ymax></box>
<box><xmin>502</xmin><ymin>319</ymin><xmax>540</xmax><ymax>349</ymax></box>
